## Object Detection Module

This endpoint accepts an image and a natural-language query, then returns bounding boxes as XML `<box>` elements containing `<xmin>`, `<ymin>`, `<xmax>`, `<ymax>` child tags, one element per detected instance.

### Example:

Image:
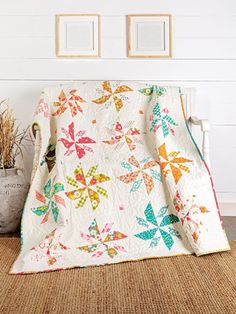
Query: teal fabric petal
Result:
<box><xmin>136</xmin><ymin>216</ymin><xmax>149</xmax><ymax>228</ymax></box>
<box><xmin>150</xmin><ymin>119</ymin><xmax>158</xmax><ymax>132</ymax></box>
<box><xmin>164</xmin><ymin>114</ymin><xmax>178</xmax><ymax>126</ymax></box>
<box><xmin>157</xmin><ymin>206</ymin><xmax>168</xmax><ymax>218</ymax></box>
<box><xmin>121</xmin><ymin>161</ymin><xmax>133</xmax><ymax>172</ymax></box>
<box><xmin>153</xmin><ymin>86</ymin><xmax>166</xmax><ymax>96</ymax></box>
<box><xmin>134</xmin><ymin>228</ymin><xmax>158</xmax><ymax>240</ymax></box>
<box><xmin>160</xmin><ymin>229</ymin><xmax>174</xmax><ymax>250</ymax></box>
<box><xmin>149</xmin><ymin>236</ymin><xmax>161</xmax><ymax>248</ymax></box>
<box><xmin>130</xmin><ymin>179</ymin><xmax>143</xmax><ymax>192</ymax></box>
<box><xmin>168</xmin><ymin>227</ymin><xmax>182</xmax><ymax>239</ymax></box>
<box><xmin>144</xmin><ymin>203</ymin><xmax>158</xmax><ymax>226</ymax></box>
<box><xmin>160</xmin><ymin>214</ymin><xmax>179</xmax><ymax>227</ymax></box>
<box><xmin>150</xmin><ymin>169</ymin><xmax>162</xmax><ymax>182</ymax></box>
<box><xmin>162</xmin><ymin>120</ymin><xmax>169</xmax><ymax>138</ymax></box>
<box><xmin>153</xmin><ymin>103</ymin><xmax>161</xmax><ymax>118</ymax></box>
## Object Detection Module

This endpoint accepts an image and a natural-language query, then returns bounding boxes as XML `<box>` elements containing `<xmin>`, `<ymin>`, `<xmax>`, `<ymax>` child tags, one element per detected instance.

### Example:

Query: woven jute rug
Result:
<box><xmin>0</xmin><ymin>238</ymin><xmax>236</xmax><ymax>314</ymax></box>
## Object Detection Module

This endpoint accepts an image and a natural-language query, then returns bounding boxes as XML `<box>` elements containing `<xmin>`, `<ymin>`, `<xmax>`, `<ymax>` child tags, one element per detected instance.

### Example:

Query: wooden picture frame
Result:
<box><xmin>56</xmin><ymin>14</ymin><xmax>101</xmax><ymax>58</ymax></box>
<box><xmin>128</xmin><ymin>14</ymin><xmax>172</xmax><ymax>58</ymax></box>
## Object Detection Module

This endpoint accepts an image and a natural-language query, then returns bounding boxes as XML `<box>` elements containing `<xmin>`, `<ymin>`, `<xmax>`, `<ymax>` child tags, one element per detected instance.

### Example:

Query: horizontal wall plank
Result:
<box><xmin>218</xmin><ymin>192</ymin><xmax>236</xmax><ymax>203</ymax></box>
<box><xmin>1</xmin><ymin>37</ymin><xmax>236</xmax><ymax>59</ymax></box>
<box><xmin>192</xmin><ymin>125</ymin><xmax>236</xmax><ymax>193</ymax></box>
<box><xmin>0</xmin><ymin>0</ymin><xmax>235</xmax><ymax>15</ymax></box>
<box><xmin>1</xmin><ymin>15</ymin><xmax>236</xmax><ymax>39</ymax></box>
<box><xmin>210</xmin><ymin>126</ymin><xmax>236</xmax><ymax>192</ymax></box>
<box><xmin>0</xmin><ymin>59</ymin><xmax>235</xmax><ymax>80</ymax></box>
<box><xmin>211</xmin><ymin>126</ymin><xmax>236</xmax><ymax>150</ymax></box>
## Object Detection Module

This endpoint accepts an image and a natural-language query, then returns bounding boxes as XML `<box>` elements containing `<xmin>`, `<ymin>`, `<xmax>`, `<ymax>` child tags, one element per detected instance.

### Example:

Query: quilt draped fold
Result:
<box><xmin>11</xmin><ymin>81</ymin><xmax>230</xmax><ymax>274</ymax></box>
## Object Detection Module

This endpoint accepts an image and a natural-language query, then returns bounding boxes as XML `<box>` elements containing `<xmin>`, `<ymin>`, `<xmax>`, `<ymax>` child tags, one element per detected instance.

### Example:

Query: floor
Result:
<box><xmin>1</xmin><ymin>216</ymin><xmax>235</xmax><ymax>239</ymax></box>
<box><xmin>1</xmin><ymin>238</ymin><xmax>236</xmax><ymax>313</ymax></box>
<box><xmin>222</xmin><ymin>216</ymin><xmax>236</xmax><ymax>240</ymax></box>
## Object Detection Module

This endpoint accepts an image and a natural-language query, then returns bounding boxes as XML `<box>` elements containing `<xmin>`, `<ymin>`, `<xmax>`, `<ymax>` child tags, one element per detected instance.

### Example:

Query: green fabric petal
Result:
<box><xmin>53</xmin><ymin>182</ymin><xmax>64</xmax><ymax>194</ymax></box>
<box><xmin>43</xmin><ymin>178</ymin><xmax>52</xmax><ymax>199</ymax></box>
<box><xmin>51</xmin><ymin>201</ymin><xmax>59</xmax><ymax>222</ymax></box>
<box><xmin>31</xmin><ymin>205</ymin><xmax>49</xmax><ymax>216</ymax></box>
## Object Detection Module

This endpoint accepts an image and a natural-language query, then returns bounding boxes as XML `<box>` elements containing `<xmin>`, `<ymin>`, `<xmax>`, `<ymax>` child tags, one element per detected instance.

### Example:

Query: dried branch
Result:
<box><xmin>0</xmin><ymin>99</ymin><xmax>30</xmax><ymax>169</ymax></box>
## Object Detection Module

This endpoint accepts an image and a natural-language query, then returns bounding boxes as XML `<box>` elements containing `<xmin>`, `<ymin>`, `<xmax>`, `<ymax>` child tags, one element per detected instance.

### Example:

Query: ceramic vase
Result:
<box><xmin>0</xmin><ymin>168</ymin><xmax>29</xmax><ymax>233</ymax></box>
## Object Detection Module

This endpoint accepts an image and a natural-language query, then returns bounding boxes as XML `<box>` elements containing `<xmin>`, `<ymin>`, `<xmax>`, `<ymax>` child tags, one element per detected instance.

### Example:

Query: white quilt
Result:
<box><xmin>11</xmin><ymin>81</ymin><xmax>230</xmax><ymax>274</ymax></box>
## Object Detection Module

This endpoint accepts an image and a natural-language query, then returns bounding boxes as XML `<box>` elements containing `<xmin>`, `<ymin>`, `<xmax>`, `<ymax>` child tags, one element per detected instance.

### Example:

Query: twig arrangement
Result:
<box><xmin>0</xmin><ymin>99</ymin><xmax>30</xmax><ymax>169</ymax></box>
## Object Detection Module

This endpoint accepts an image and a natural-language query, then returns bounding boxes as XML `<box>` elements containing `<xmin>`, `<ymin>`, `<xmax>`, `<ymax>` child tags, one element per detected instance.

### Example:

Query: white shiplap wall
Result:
<box><xmin>0</xmin><ymin>0</ymin><xmax>236</xmax><ymax>213</ymax></box>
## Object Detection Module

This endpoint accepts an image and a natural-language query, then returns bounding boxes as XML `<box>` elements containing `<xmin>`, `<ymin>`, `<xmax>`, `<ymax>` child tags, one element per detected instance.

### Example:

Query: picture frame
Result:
<box><xmin>128</xmin><ymin>14</ymin><xmax>172</xmax><ymax>58</ymax></box>
<box><xmin>56</xmin><ymin>14</ymin><xmax>101</xmax><ymax>58</ymax></box>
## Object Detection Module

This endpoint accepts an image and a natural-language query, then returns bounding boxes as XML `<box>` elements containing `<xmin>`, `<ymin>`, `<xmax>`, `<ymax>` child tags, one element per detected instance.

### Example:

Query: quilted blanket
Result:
<box><xmin>11</xmin><ymin>81</ymin><xmax>230</xmax><ymax>274</ymax></box>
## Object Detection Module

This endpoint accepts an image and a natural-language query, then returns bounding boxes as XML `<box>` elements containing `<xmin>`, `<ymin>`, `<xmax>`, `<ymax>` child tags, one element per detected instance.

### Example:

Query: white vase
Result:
<box><xmin>0</xmin><ymin>168</ymin><xmax>29</xmax><ymax>233</ymax></box>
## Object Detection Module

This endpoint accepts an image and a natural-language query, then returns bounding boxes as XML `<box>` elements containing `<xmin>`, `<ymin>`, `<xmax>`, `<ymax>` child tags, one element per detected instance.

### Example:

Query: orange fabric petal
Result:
<box><xmin>171</xmin><ymin>157</ymin><xmax>192</xmax><ymax>164</ymax></box>
<box><xmin>102</xmin><ymin>81</ymin><xmax>112</xmax><ymax>93</ymax></box>
<box><xmin>142</xmin><ymin>172</ymin><xmax>154</xmax><ymax>194</ymax></box>
<box><xmin>113</xmin><ymin>95</ymin><xmax>123</xmax><ymax>112</ymax></box>
<box><xmin>92</xmin><ymin>94</ymin><xmax>111</xmax><ymax>104</ymax></box>
<box><xmin>170</xmin><ymin>164</ymin><xmax>182</xmax><ymax>184</ymax></box>
<box><xmin>118</xmin><ymin>171</ymin><xmax>139</xmax><ymax>184</ymax></box>
<box><xmin>128</xmin><ymin>156</ymin><xmax>140</xmax><ymax>168</ymax></box>
<box><xmin>143</xmin><ymin>160</ymin><xmax>159</xmax><ymax>170</ymax></box>
<box><xmin>114</xmin><ymin>85</ymin><xmax>133</xmax><ymax>94</ymax></box>
<box><xmin>158</xmin><ymin>143</ymin><xmax>169</xmax><ymax>161</ymax></box>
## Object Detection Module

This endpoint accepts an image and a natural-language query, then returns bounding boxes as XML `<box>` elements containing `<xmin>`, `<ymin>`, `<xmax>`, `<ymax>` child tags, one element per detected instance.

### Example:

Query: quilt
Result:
<box><xmin>11</xmin><ymin>81</ymin><xmax>230</xmax><ymax>274</ymax></box>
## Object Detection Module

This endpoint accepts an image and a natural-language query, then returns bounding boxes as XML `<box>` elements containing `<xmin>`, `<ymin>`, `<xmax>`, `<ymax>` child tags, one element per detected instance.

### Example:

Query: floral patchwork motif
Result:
<box><xmin>150</xmin><ymin>101</ymin><xmax>178</xmax><ymax>137</ymax></box>
<box><xmin>139</xmin><ymin>85</ymin><xmax>166</xmax><ymax>103</ymax></box>
<box><xmin>52</xmin><ymin>89</ymin><xmax>86</xmax><ymax>117</ymax></box>
<box><xmin>59</xmin><ymin>122</ymin><xmax>96</xmax><ymax>160</ymax></box>
<box><xmin>31</xmin><ymin>229</ymin><xmax>69</xmax><ymax>266</ymax></box>
<box><xmin>35</xmin><ymin>96</ymin><xmax>49</xmax><ymax>119</ymax></box>
<box><xmin>66</xmin><ymin>164</ymin><xmax>111</xmax><ymax>211</ymax></box>
<box><xmin>158</xmin><ymin>143</ymin><xmax>192</xmax><ymax>184</ymax></box>
<box><xmin>134</xmin><ymin>203</ymin><xmax>181</xmax><ymax>250</ymax></box>
<box><xmin>103</xmin><ymin>120</ymin><xmax>142</xmax><ymax>151</ymax></box>
<box><xmin>77</xmin><ymin>219</ymin><xmax>127</xmax><ymax>258</ymax></box>
<box><xmin>92</xmin><ymin>81</ymin><xmax>133</xmax><ymax>112</ymax></box>
<box><xmin>173</xmin><ymin>191</ymin><xmax>209</xmax><ymax>242</ymax></box>
<box><xmin>31</xmin><ymin>177</ymin><xmax>65</xmax><ymax>224</ymax></box>
<box><xmin>117</xmin><ymin>155</ymin><xmax>161</xmax><ymax>194</ymax></box>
